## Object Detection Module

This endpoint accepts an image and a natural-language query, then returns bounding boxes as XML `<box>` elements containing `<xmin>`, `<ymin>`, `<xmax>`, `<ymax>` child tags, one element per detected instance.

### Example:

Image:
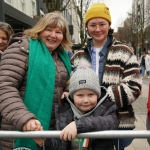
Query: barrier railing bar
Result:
<box><xmin>0</xmin><ymin>130</ymin><xmax>150</xmax><ymax>139</ymax></box>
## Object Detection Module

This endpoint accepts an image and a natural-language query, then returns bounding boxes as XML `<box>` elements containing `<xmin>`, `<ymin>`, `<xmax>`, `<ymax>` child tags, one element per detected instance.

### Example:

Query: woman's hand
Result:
<box><xmin>60</xmin><ymin>121</ymin><xmax>77</xmax><ymax>141</ymax></box>
<box><xmin>61</xmin><ymin>92</ymin><xmax>69</xmax><ymax>99</ymax></box>
<box><xmin>33</xmin><ymin>126</ymin><xmax>45</xmax><ymax>146</ymax></box>
<box><xmin>23</xmin><ymin>119</ymin><xmax>41</xmax><ymax>131</ymax></box>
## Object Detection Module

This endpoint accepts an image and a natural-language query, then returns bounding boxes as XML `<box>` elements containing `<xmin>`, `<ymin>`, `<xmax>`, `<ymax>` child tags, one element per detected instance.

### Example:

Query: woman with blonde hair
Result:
<box><xmin>0</xmin><ymin>11</ymin><xmax>72</xmax><ymax>150</ymax></box>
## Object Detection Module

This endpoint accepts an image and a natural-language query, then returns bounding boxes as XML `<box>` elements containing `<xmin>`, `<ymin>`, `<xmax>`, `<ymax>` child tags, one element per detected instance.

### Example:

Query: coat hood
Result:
<box><xmin>67</xmin><ymin>86</ymin><xmax>108</xmax><ymax>119</ymax></box>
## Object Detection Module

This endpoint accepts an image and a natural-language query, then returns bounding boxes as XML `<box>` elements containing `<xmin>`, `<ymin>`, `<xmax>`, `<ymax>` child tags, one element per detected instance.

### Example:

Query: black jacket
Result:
<box><xmin>38</xmin><ymin>87</ymin><xmax>119</xmax><ymax>150</ymax></box>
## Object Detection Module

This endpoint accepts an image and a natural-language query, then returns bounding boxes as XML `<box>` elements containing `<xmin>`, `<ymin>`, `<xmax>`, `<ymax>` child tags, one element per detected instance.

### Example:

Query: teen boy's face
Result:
<box><xmin>73</xmin><ymin>89</ymin><xmax>98</xmax><ymax>114</ymax></box>
<box><xmin>87</xmin><ymin>18</ymin><xmax>110</xmax><ymax>43</ymax></box>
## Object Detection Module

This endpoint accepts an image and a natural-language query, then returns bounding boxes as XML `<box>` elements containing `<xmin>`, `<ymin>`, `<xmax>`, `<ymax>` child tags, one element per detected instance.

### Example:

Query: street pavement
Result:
<box><xmin>125</xmin><ymin>77</ymin><xmax>150</xmax><ymax>150</ymax></box>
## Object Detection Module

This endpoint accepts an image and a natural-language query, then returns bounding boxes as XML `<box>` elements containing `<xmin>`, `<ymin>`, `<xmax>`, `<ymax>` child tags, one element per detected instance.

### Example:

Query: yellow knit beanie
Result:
<box><xmin>85</xmin><ymin>3</ymin><xmax>112</xmax><ymax>25</ymax></box>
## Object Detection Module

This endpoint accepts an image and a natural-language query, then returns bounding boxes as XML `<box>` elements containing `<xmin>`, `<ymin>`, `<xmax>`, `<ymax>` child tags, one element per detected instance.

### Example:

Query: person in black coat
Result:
<box><xmin>0</xmin><ymin>22</ymin><xmax>14</xmax><ymax>59</ymax></box>
<box><xmin>34</xmin><ymin>67</ymin><xmax>119</xmax><ymax>150</ymax></box>
<box><xmin>140</xmin><ymin>51</ymin><xmax>147</xmax><ymax>79</ymax></box>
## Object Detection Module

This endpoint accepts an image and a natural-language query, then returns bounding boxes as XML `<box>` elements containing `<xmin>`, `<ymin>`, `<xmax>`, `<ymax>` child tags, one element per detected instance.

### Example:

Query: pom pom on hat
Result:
<box><xmin>69</xmin><ymin>67</ymin><xmax>101</xmax><ymax>98</ymax></box>
<box><xmin>84</xmin><ymin>3</ymin><xmax>112</xmax><ymax>25</ymax></box>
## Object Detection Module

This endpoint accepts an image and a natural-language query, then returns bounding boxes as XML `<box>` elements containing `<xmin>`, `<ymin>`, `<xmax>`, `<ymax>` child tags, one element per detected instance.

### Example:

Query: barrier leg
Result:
<box><xmin>118</xmin><ymin>139</ymin><xmax>120</xmax><ymax>150</ymax></box>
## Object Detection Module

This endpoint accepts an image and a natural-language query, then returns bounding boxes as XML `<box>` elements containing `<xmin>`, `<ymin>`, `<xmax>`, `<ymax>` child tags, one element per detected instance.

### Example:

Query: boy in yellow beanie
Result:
<box><xmin>71</xmin><ymin>2</ymin><xmax>142</xmax><ymax>150</ymax></box>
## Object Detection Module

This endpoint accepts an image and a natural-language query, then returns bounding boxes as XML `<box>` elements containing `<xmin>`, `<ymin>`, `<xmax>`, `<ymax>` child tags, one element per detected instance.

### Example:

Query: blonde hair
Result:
<box><xmin>0</xmin><ymin>22</ymin><xmax>14</xmax><ymax>40</ymax></box>
<box><xmin>24</xmin><ymin>11</ymin><xmax>73</xmax><ymax>51</ymax></box>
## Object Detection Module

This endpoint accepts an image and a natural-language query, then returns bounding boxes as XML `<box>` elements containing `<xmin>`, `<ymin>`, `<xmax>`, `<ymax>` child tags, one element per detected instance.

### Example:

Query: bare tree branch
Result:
<box><xmin>43</xmin><ymin>0</ymin><xmax>92</xmax><ymax>46</ymax></box>
<box><xmin>43</xmin><ymin>0</ymin><xmax>71</xmax><ymax>12</ymax></box>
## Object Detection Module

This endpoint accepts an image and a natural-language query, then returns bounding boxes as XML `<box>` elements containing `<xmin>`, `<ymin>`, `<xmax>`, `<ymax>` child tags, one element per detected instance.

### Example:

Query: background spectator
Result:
<box><xmin>0</xmin><ymin>22</ymin><xmax>14</xmax><ymax>59</ymax></box>
<box><xmin>145</xmin><ymin>49</ymin><xmax>150</xmax><ymax>78</ymax></box>
<box><xmin>140</xmin><ymin>51</ymin><xmax>147</xmax><ymax>79</ymax></box>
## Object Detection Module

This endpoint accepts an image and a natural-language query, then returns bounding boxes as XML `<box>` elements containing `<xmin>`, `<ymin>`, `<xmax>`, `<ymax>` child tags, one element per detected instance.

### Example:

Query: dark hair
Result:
<box><xmin>108</xmin><ymin>28</ymin><xmax>114</xmax><ymax>35</ymax></box>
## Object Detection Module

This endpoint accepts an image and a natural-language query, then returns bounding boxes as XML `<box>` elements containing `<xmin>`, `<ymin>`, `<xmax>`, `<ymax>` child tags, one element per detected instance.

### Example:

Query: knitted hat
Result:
<box><xmin>84</xmin><ymin>3</ymin><xmax>112</xmax><ymax>25</ymax></box>
<box><xmin>69</xmin><ymin>67</ymin><xmax>101</xmax><ymax>98</ymax></box>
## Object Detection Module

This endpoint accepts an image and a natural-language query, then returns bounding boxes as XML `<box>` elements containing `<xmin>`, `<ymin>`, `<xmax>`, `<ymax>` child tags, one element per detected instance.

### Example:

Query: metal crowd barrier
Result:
<box><xmin>0</xmin><ymin>130</ymin><xmax>150</xmax><ymax>138</ymax></box>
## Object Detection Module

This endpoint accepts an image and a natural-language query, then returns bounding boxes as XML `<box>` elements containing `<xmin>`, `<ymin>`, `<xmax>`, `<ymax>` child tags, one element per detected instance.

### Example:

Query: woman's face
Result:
<box><xmin>87</xmin><ymin>18</ymin><xmax>110</xmax><ymax>43</ymax></box>
<box><xmin>40</xmin><ymin>26</ymin><xmax>64</xmax><ymax>53</ymax></box>
<box><xmin>0</xmin><ymin>30</ymin><xmax>8</xmax><ymax>51</ymax></box>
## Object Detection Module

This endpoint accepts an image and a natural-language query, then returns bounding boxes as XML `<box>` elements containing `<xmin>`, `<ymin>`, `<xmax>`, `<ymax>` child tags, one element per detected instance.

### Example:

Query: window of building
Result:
<box><xmin>5</xmin><ymin>0</ymin><xmax>11</xmax><ymax>4</ymax></box>
<box><xmin>40</xmin><ymin>8</ymin><xmax>45</xmax><ymax>17</ymax></box>
<box><xmin>32</xmin><ymin>1</ymin><xmax>36</xmax><ymax>17</ymax></box>
<box><xmin>20</xmin><ymin>0</ymin><xmax>25</xmax><ymax>12</ymax></box>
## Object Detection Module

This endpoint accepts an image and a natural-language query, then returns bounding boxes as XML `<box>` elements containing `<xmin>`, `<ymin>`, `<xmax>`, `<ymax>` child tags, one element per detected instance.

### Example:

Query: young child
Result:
<box><xmin>34</xmin><ymin>67</ymin><xmax>119</xmax><ymax>150</ymax></box>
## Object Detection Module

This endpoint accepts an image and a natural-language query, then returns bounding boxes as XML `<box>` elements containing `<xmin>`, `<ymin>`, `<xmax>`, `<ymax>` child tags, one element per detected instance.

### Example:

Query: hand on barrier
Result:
<box><xmin>60</xmin><ymin>121</ymin><xmax>77</xmax><ymax>141</ymax></box>
<box><xmin>61</xmin><ymin>92</ymin><xmax>69</xmax><ymax>99</ymax></box>
<box><xmin>23</xmin><ymin>119</ymin><xmax>41</xmax><ymax>131</ymax></box>
<box><xmin>33</xmin><ymin>126</ymin><xmax>45</xmax><ymax>146</ymax></box>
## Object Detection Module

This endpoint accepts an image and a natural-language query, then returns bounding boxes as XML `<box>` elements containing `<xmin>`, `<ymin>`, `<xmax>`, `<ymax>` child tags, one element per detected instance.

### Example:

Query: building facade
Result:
<box><xmin>63</xmin><ymin>0</ymin><xmax>80</xmax><ymax>44</ymax></box>
<box><xmin>0</xmin><ymin>0</ymin><xmax>80</xmax><ymax>50</ymax></box>
<box><xmin>0</xmin><ymin>0</ymin><xmax>40</xmax><ymax>32</ymax></box>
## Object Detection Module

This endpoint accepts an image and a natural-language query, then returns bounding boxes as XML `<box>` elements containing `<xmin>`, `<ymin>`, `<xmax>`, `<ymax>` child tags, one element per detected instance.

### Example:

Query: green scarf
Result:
<box><xmin>14</xmin><ymin>39</ymin><xmax>71</xmax><ymax>150</ymax></box>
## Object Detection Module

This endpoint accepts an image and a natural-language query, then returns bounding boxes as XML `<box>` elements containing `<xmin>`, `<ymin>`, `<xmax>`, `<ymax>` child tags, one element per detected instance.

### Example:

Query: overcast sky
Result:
<box><xmin>92</xmin><ymin>0</ymin><xmax>133</xmax><ymax>32</ymax></box>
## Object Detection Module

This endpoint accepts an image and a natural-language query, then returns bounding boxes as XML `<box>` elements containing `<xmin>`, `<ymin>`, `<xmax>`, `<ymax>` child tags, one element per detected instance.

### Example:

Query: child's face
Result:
<box><xmin>73</xmin><ymin>89</ymin><xmax>98</xmax><ymax>113</ymax></box>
